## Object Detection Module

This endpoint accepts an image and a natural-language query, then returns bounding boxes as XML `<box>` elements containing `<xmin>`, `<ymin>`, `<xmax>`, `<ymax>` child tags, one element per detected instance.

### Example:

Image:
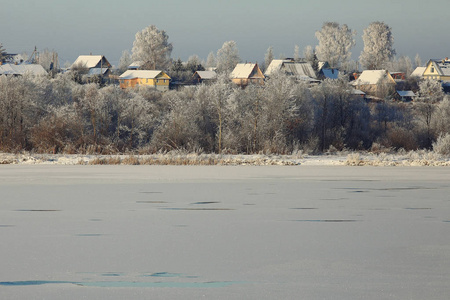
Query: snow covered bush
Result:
<box><xmin>433</xmin><ymin>133</ymin><xmax>450</xmax><ymax>156</ymax></box>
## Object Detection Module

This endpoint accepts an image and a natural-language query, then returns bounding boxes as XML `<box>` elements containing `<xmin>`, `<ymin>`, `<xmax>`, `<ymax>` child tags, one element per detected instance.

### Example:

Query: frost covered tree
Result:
<box><xmin>315</xmin><ymin>22</ymin><xmax>355</xmax><ymax>68</ymax></box>
<box><xmin>0</xmin><ymin>43</ymin><xmax>6</xmax><ymax>62</ymax></box>
<box><xmin>294</xmin><ymin>45</ymin><xmax>300</xmax><ymax>61</ymax></box>
<box><xmin>205</xmin><ymin>52</ymin><xmax>216</xmax><ymax>69</ymax></box>
<box><xmin>118</xmin><ymin>50</ymin><xmax>132</xmax><ymax>73</ymax></box>
<box><xmin>415</xmin><ymin>79</ymin><xmax>444</xmax><ymax>148</ymax></box>
<box><xmin>38</xmin><ymin>49</ymin><xmax>58</xmax><ymax>72</ymax></box>
<box><xmin>264</xmin><ymin>46</ymin><xmax>274</xmax><ymax>71</ymax></box>
<box><xmin>216</xmin><ymin>41</ymin><xmax>240</xmax><ymax>73</ymax></box>
<box><xmin>131</xmin><ymin>25</ymin><xmax>173</xmax><ymax>70</ymax></box>
<box><xmin>360</xmin><ymin>22</ymin><xmax>396</xmax><ymax>70</ymax></box>
<box><xmin>415</xmin><ymin>53</ymin><xmax>422</xmax><ymax>68</ymax></box>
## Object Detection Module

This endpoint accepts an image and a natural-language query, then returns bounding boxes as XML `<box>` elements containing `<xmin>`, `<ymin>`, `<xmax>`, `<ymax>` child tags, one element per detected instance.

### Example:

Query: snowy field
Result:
<box><xmin>1</xmin><ymin>165</ymin><xmax>450</xmax><ymax>299</ymax></box>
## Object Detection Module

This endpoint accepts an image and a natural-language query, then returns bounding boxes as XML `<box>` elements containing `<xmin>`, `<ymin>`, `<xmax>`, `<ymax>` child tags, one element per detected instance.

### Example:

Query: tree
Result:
<box><xmin>131</xmin><ymin>25</ymin><xmax>173</xmax><ymax>70</ymax></box>
<box><xmin>315</xmin><ymin>22</ymin><xmax>355</xmax><ymax>68</ymax></box>
<box><xmin>414</xmin><ymin>79</ymin><xmax>445</xmax><ymax>148</ymax></box>
<box><xmin>205</xmin><ymin>52</ymin><xmax>216</xmax><ymax>69</ymax></box>
<box><xmin>414</xmin><ymin>53</ymin><xmax>422</xmax><ymax>68</ymax></box>
<box><xmin>294</xmin><ymin>45</ymin><xmax>300</xmax><ymax>61</ymax></box>
<box><xmin>360</xmin><ymin>22</ymin><xmax>396</xmax><ymax>70</ymax></box>
<box><xmin>0</xmin><ymin>43</ymin><xmax>6</xmax><ymax>63</ymax></box>
<box><xmin>216</xmin><ymin>41</ymin><xmax>240</xmax><ymax>73</ymax></box>
<box><xmin>118</xmin><ymin>50</ymin><xmax>132</xmax><ymax>73</ymax></box>
<box><xmin>264</xmin><ymin>46</ymin><xmax>274</xmax><ymax>71</ymax></box>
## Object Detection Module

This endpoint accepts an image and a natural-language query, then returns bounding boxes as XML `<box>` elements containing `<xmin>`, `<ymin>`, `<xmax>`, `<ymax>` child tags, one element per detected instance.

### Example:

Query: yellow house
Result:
<box><xmin>423</xmin><ymin>58</ymin><xmax>450</xmax><ymax>81</ymax></box>
<box><xmin>119</xmin><ymin>70</ymin><xmax>171</xmax><ymax>91</ymax></box>
<box><xmin>230</xmin><ymin>63</ymin><xmax>265</xmax><ymax>87</ymax></box>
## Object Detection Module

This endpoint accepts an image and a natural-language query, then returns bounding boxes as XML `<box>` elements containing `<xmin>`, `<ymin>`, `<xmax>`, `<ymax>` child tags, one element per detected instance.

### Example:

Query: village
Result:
<box><xmin>0</xmin><ymin>21</ymin><xmax>450</xmax><ymax>156</ymax></box>
<box><xmin>1</xmin><ymin>48</ymin><xmax>449</xmax><ymax>102</ymax></box>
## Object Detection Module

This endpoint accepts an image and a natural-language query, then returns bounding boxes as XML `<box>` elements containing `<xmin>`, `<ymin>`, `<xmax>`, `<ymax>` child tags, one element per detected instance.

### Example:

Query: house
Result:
<box><xmin>410</xmin><ymin>67</ymin><xmax>426</xmax><ymax>78</ymax></box>
<box><xmin>71</xmin><ymin>55</ymin><xmax>111</xmax><ymax>70</ymax></box>
<box><xmin>265</xmin><ymin>59</ymin><xmax>318</xmax><ymax>82</ymax></box>
<box><xmin>318</xmin><ymin>61</ymin><xmax>339</xmax><ymax>79</ymax></box>
<box><xmin>119</xmin><ymin>70</ymin><xmax>171</xmax><ymax>91</ymax></box>
<box><xmin>390</xmin><ymin>72</ymin><xmax>406</xmax><ymax>81</ymax></box>
<box><xmin>71</xmin><ymin>55</ymin><xmax>112</xmax><ymax>82</ymax></box>
<box><xmin>0</xmin><ymin>63</ymin><xmax>47</xmax><ymax>76</ymax></box>
<box><xmin>422</xmin><ymin>58</ymin><xmax>450</xmax><ymax>81</ymax></box>
<box><xmin>396</xmin><ymin>90</ymin><xmax>416</xmax><ymax>102</ymax></box>
<box><xmin>192</xmin><ymin>70</ymin><xmax>217</xmax><ymax>84</ymax></box>
<box><xmin>351</xmin><ymin>70</ymin><xmax>396</xmax><ymax>98</ymax></box>
<box><xmin>128</xmin><ymin>61</ymin><xmax>144</xmax><ymax>70</ymax></box>
<box><xmin>350</xmin><ymin>88</ymin><xmax>366</xmax><ymax>100</ymax></box>
<box><xmin>230</xmin><ymin>63</ymin><xmax>265</xmax><ymax>87</ymax></box>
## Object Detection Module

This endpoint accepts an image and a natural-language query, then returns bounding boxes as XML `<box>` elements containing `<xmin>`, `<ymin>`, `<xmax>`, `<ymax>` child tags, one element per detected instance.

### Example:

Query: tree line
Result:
<box><xmin>1</xmin><ymin>72</ymin><xmax>449</xmax><ymax>155</ymax></box>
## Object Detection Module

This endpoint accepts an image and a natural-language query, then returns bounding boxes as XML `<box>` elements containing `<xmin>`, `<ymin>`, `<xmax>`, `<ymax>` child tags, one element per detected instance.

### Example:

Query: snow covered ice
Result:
<box><xmin>0</xmin><ymin>165</ymin><xmax>449</xmax><ymax>299</ymax></box>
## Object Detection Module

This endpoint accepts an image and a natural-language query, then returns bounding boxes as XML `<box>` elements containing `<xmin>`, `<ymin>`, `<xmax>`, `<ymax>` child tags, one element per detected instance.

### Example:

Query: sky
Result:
<box><xmin>1</xmin><ymin>0</ymin><xmax>449</xmax><ymax>68</ymax></box>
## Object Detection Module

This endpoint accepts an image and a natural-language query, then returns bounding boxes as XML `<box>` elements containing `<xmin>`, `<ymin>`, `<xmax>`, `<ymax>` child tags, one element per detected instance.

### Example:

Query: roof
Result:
<box><xmin>351</xmin><ymin>70</ymin><xmax>395</xmax><ymax>86</ymax></box>
<box><xmin>119</xmin><ymin>70</ymin><xmax>170</xmax><ymax>80</ymax></box>
<box><xmin>265</xmin><ymin>59</ymin><xmax>316</xmax><ymax>79</ymax></box>
<box><xmin>429</xmin><ymin>58</ymin><xmax>450</xmax><ymax>76</ymax></box>
<box><xmin>0</xmin><ymin>63</ymin><xmax>47</xmax><ymax>76</ymax></box>
<box><xmin>321</xmin><ymin>68</ymin><xmax>339</xmax><ymax>79</ymax></box>
<box><xmin>230</xmin><ymin>63</ymin><xmax>263</xmax><ymax>79</ymax></box>
<box><xmin>88</xmin><ymin>68</ymin><xmax>109</xmax><ymax>76</ymax></box>
<box><xmin>128</xmin><ymin>61</ymin><xmax>144</xmax><ymax>69</ymax></box>
<box><xmin>194</xmin><ymin>70</ymin><xmax>217</xmax><ymax>80</ymax></box>
<box><xmin>411</xmin><ymin>67</ymin><xmax>426</xmax><ymax>77</ymax></box>
<box><xmin>350</xmin><ymin>89</ymin><xmax>366</xmax><ymax>95</ymax></box>
<box><xmin>397</xmin><ymin>90</ymin><xmax>416</xmax><ymax>97</ymax></box>
<box><xmin>71</xmin><ymin>55</ymin><xmax>110</xmax><ymax>69</ymax></box>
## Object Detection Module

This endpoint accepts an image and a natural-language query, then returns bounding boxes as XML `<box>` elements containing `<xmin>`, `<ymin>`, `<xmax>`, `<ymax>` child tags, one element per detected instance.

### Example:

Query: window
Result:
<box><xmin>431</xmin><ymin>67</ymin><xmax>435</xmax><ymax>73</ymax></box>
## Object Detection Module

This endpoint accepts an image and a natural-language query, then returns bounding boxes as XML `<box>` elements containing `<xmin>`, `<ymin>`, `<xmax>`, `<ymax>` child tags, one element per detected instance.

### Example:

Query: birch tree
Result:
<box><xmin>118</xmin><ymin>50</ymin><xmax>132</xmax><ymax>73</ymax></box>
<box><xmin>360</xmin><ymin>22</ymin><xmax>396</xmax><ymax>70</ymax></box>
<box><xmin>206</xmin><ymin>52</ymin><xmax>216</xmax><ymax>69</ymax></box>
<box><xmin>264</xmin><ymin>46</ymin><xmax>274</xmax><ymax>71</ymax></box>
<box><xmin>315</xmin><ymin>22</ymin><xmax>355</xmax><ymax>68</ymax></box>
<box><xmin>131</xmin><ymin>25</ymin><xmax>173</xmax><ymax>70</ymax></box>
<box><xmin>216</xmin><ymin>41</ymin><xmax>240</xmax><ymax>73</ymax></box>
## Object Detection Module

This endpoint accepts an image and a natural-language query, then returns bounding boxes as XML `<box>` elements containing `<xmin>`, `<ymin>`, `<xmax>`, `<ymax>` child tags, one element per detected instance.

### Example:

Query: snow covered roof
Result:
<box><xmin>230</xmin><ymin>63</ymin><xmax>263</xmax><ymax>79</ymax></box>
<box><xmin>194</xmin><ymin>70</ymin><xmax>217</xmax><ymax>79</ymax></box>
<box><xmin>351</xmin><ymin>70</ymin><xmax>395</xmax><ymax>86</ymax></box>
<box><xmin>119</xmin><ymin>70</ymin><xmax>169</xmax><ymax>80</ymax></box>
<box><xmin>265</xmin><ymin>59</ymin><xmax>316</xmax><ymax>79</ymax></box>
<box><xmin>0</xmin><ymin>63</ymin><xmax>47</xmax><ymax>76</ymax></box>
<box><xmin>350</xmin><ymin>89</ymin><xmax>366</xmax><ymax>95</ymax></box>
<box><xmin>321</xmin><ymin>68</ymin><xmax>339</xmax><ymax>79</ymax></box>
<box><xmin>411</xmin><ymin>67</ymin><xmax>425</xmax><ymax>77</ymax></box>
<box><xmin>128</xmin><ymin>61</ymin><xmax>144</xmax><ymax>70</ymax></box>
<box><xmin>429</xmin><ymin>58</ymin><xmax>450</xmax><ymax>76</ymax></box>
<box><xmin>71</xmin><ymin>55</ymin><xmax>110</xmax><ymax>69</ymax></box>
<box><xmin>397</xmin><ymin>90</ymin><xmax>416</xmax><ymax>97</ymax></box>
<box><xmin>87</xmin><ymin>68</ymin><xmax>109</xmax><ymax>76</ymax></box>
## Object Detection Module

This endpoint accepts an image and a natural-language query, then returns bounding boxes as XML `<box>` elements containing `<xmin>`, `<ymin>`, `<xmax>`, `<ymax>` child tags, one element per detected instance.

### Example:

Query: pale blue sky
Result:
<box><xmin>1</xmin><ymin>0</ymin><xmax>448</xmax><ymax>67</ymax></box>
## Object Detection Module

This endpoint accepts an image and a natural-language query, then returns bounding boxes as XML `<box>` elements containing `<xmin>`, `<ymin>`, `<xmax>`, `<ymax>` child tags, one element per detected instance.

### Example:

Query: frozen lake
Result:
<box><xmin>1</xmin><ymin>165</ymin><xmax>449</xmax><ymax>299</ymax></box>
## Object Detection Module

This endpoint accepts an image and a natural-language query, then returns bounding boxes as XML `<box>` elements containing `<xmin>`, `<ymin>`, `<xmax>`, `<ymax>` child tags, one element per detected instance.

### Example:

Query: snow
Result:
<box><xmin>0</xmin><ymin>64</ymin><xmax>47</xmax><ymax>76</ymax></box>
<box><xmin>411</xmin><ymin>67</ymin><xmax>426</xmax><ymax>77</ymax></box>
<box><xmin>119</xmin><ymin>70</ymin><xmax>166</xmax><ymax>80</ymax></box>
<box><xmin>0</xmin><ymin>165</ymin><xmax>449</xmax><ymax>299</ymax></box>
<box><xmin>352</xmin><ymin>70</ymin><xmax>393</xmax><ymax>86</ymax></box>
<box><xmin>1</xmin><ymin>152</ymin><xmax>449</xmax><ymax>166</ymax></box>
<box><xmin>71</xmin><ymin>55</ymin><xmax>104</xmax><ymax>69</ymax></box>
<box><xmin>230</xmin><ymin>63</ymin><xmax>258</xmax><ymax>79</ymax></box>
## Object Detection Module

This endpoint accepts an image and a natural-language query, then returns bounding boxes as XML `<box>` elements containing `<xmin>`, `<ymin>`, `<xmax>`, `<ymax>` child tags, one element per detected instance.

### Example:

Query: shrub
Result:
<box><xmin>433</xmin><ymin>133</ymin><xmax>450</xmax><ymax>156</ymax></box>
